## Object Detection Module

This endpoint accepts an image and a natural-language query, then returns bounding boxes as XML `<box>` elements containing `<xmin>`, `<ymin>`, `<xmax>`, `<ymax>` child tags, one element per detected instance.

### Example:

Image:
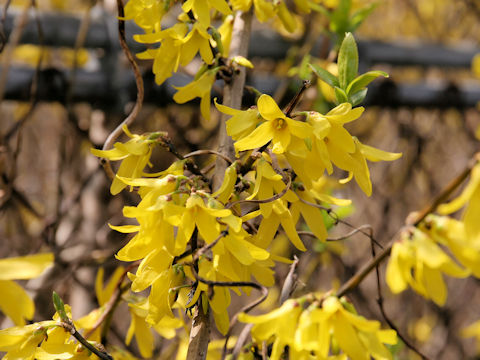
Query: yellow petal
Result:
<box><xmin>359</xmin><ymin>143</ymin><xmax>402</xmax><ymax>162</ymax></box>
<box><xmin>234</xmin><ymin>122</ymin><xmax>274</xmax><ymax>153</ymax></box>
<box><xmin>257</xmin><ymin>94</ymin><xmax>285</xmax><ymax>121</ymax></box>
<box><xmin>438</xmin><ymin>165</ymin><xmax>480</xmax><ymax>214</ymax></box>
<box><xmin>0</xmin><ymin>280</ymin><xmax>34</xmax><ymax>325</ymax></box>
<box><xmin>0</xmin><ymin>253</ymin><xmax>54</xmax><ymax>280</ymax></box>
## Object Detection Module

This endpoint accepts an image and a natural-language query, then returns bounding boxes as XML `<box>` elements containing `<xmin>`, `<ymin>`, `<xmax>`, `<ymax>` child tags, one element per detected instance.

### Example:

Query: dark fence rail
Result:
<box><xmin>1</xmin><ymin>9</ymin><xmax>479</xmax><ymax>109</ymax></box>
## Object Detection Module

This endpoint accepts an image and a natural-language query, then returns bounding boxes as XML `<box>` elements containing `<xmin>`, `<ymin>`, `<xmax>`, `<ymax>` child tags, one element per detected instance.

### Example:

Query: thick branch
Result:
<box><xmin>212</xmin><ymin>9</ymin><xmax>253</xmax><ymax>191</ymax></box>
<box><xmin>187</xmin><ymin>9</ymin><xmax>253</xmax><ymax>360</ymax></box>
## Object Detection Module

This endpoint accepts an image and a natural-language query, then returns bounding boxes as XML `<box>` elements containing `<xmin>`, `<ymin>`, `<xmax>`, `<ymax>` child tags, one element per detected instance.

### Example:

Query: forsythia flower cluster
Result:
<box><xmin>86</xmin><ymin>89</ymin><xmax>402</xmax><ymax>354</ymax></box>
<box><xmin>123</xmin><ymin>0</ymin><xmax>363</xmax><ymax>121</ymax></box>
<box><xmin>239</xmin><ymin>295</ymin><xmax>397</xmax><ymax>360</ymax></box>
<box><xmin>386</xmin><ymin>163</ymin><xmax>480</xmax><ymax>305</ymax></box>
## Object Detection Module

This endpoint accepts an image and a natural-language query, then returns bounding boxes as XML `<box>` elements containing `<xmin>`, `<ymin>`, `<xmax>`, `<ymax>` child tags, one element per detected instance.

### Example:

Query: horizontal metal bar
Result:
<box><xmin>3</xmin><ymin>66</ymin><xmax>478</xmax><ymax>109</ymax></box>
<box><xmin>1</xmin><ymin>9</ymin><xmax>478</xmax><ymax>68</ymax></box>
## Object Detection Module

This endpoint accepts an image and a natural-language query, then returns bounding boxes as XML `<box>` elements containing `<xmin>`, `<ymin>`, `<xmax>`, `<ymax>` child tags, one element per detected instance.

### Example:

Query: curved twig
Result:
<box><xmin>184</xmin><ymin>150</ymin><xmax>234</xmax><ymax>165</ymax></box>
<box><xmin>100</xmin><ymin>0</ymin><xmax>144</xmax><ymax>180</ymax></box>
<box><xmin>279</xmin><ymin>255</ymin><xmax>299</xmax><ymax>305</ymax></box>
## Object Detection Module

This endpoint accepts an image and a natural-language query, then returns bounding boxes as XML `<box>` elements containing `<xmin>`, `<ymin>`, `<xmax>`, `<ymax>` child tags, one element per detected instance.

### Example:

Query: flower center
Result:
<box><xmin>274</xmin><ymin>118</ymin><xmax>286</xmax><ymax>130</ymax></box>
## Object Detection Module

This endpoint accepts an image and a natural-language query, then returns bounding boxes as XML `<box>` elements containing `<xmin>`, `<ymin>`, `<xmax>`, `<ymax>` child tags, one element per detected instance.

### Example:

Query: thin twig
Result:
<box><xmin>284</xmin><ymin>80</ymin><xmax>311</xmax><ymax>117</ymax></box>
<box><xmin>279</xmin><ymin>255</ymin><xmax>299</xmax><ymax>305</ymax></box>
<box><xmin>83</xmin><ymin>261</ymin><xmax>140</xmax><ymax>340</ymax></box>
<box><xmin>59</xmin><ymin>321</ymin><xmax>113</xmax><ymax>360</ymax></box>
<box><xmin>159</xmin><ymin>135</ymin><xmax>210</xmax><ymax>183</ymax></box>
<box><xmin>193</xmin><ymin>229</ymin><xmax>229</xmax><ymax>262</ymax></box>
<box><xmin>231</xmin><ymin>323</ymin><xmax>253</xmax><ymax>359</ymax></box>
<box><xmin>336</xmin><ymin>153</ymin><xmax>480</xmax><ymax>298</ymax></box>
<box><xmin>100</xmin><ymin>0</ymin><xmax>144</xmax><ymax>180</ymax></box>
<box><xmin>184</xmin><ymin>149</ymin><xmax>234</xmax><ymax>165</ymax></box>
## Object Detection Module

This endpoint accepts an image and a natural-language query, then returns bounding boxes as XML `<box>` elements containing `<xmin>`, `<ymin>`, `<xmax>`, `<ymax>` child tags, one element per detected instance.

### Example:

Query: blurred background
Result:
<box><xmin>0</xmin><ymin>0</ymin><xmax>480</xmax><ymax>358</ymax></box>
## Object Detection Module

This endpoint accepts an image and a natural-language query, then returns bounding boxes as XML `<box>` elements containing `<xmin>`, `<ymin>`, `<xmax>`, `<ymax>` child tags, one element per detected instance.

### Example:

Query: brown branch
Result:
<box><xmin>212</xmin><ymin>8</ymin><xmax>253</xmax><ymax>192</ymax></box>
<box><xmin>231</xmin><ymin>323</ymin><xmax>253</xmax><ymax>359</ymax></box>
<box><xmin>336</xmin><ymin>153</ymin><xmax>480</xmax><ymax>298</ymax></box>
<box><xmin>193</xmin><ymin>229</ymin><xmax>229</xmax><ymax>263</ymax></box>
<box><xmin>284</xmin><ymin>80</ymin><xmax>311</xmax><ymax>117</ymax></box>
<box><xmin>279</xmin><ymin>255</ymin><xmax>299</xmax><ymax>304</ymax></box>
<box><xmin>100</xmin><ymin>0</ymin><xmax>144</xmax><ymax>181</ymax></box>
<box><xmin>83</xmin><ymin>261</ymin><xmax>140</xmax><ymax>341</ymax></box>
<box><xmin>184</xmin><ymin>149</ymin><xmax>234</xmax><ymax>165</ymax></box>
<box><xmin>59</xmin><ymin>321</ymin><xmax>113</xmax><ymax>360</ymax></box>
<box><xmin>159</xmin><ymin>135</ymin><xmax>210</xmax><ymax>183</ymax></box>
<box><xmin>188</xmin><ymin>9</ymin><xmax>253</xmax><ymax>359</ymax></box>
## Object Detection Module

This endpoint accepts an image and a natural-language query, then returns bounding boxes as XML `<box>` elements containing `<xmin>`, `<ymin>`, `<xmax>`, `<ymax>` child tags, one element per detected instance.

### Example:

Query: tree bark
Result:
<box><xmin>186</xmin><ymin>9</ymin><xmax>253</xmax><ymax>360</ymax></box>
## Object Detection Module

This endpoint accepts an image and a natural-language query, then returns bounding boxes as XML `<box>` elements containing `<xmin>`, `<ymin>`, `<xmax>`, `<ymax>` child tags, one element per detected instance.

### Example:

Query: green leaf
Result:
<box><xmin>309</xmin><ymin>63</ymin><xmax>339</xmax><ymax>88</ymax></box>
<box><xmin>349</xmin><ymin>88</ymin><xmax>368</xmax><ymax>106</ymax></box>
<box><xmin>346</xmin><ymin>70</ymin><xmax>388</xmax><ymax>95</ymax></box>
<box><xmin>337</xmin><ymin>32</ymin><xmax>358</xmax><ymax>89</ymax></box>
<box><xmin>350</xmin><ymin>3</ymin><xmax>378</xmax><ymax>31</ymax></box>
<box><xmin>334</xmin><ymin>86</ymin><xmax>348</xmax><ymax>104</ymax></box>
<box><xmin>52</xmin><ymin>291</ymin><xmax>69</xmax><ymax>322</ymax></box>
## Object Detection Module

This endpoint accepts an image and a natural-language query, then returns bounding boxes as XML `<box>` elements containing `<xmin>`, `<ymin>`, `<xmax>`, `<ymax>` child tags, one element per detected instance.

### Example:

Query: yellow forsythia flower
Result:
<box><xmin>90</xmin><ymin>125</ymin><xmax>159</xmax><ymax>195</ymax></box>
<box><xmin>437</xmin><ymin>163</ymin><xmax>480</xmax><ymax>243</ymax></box>
<box><xmin>182</xmin><ymin>0</ymin><xmax>232</xmax><ymax>28</ymax></box>
<box><xmin>386</xmin><ymin>227</ymin><xmax>469</xmax><ymax>306</ymax></box>
<box><xmin>233</xmin><ymin>94</ymin><xmax>312</xmax><ymax>155</ymax></box>
<box><xmin>173</xmin><ymin>69</ymin><xmax>218</xmax><ymax>121</ymax></box>
<box><xmin>239</xmin><ymin>295</ymin><xmax>397</xmax><ymax>360</ymax></box>
<box><xmin>0</xmin><ymin>253</ymin><xmax>53</xmax><ymax>325</ymax></box>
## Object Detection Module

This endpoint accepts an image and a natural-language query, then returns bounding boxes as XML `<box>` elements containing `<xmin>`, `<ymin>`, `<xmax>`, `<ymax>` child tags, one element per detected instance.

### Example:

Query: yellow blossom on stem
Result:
<box><xmin>124</xmin><ymin>0</ymin><xmax>167</xmax><ymax>33</ymax></box>
<box><xmin>90</xmin><ymin>125</ymin><xmax>160</xmax><ymax>195</ymax></box>
<box><xmin>234</xmin><ymin>94</ymin><xmax>312</xmax><ymax>155</ymax></box>
<box><xmin>239</xmin><ymin>298</ymin><xmax>303</xmax><ymax>360</ymax></box>
<box><xmin>239</xmin><ymin>295</ymin><xmax>396</xmax><ymax>360</ymax></box>
<box><xmin>437</xmin><ymin>163</ymin><xmax>480</xmax><ymax>243</ymax></box>
<box><xmin>386</xmin><ymin>227</ymin><xmax>469</xmax><ymax>306</ymax></box>
<box><xmin>135</xmin><ymin>23</ymin><xmax>187</xmax><ymax>85</ymax></box>
<box><xmin>182</xmin><ymin>0</ymin><xmax>232</xmax><ymax>28</ymax></box>
<box><xmin>173</xmin><ymin>69</ymin><xmax>218</xmax><ymax>121</ymax></box>
<box><xmin>0</xmin><ymin>253</ymin><xmax>53</xmax><ymax>326</ymax></box>
<box><xmin>423</xmin><ymin>215</ymin><xmax>480</xmax><ymax>277</ymax></box>
<box><xmin>215</xmin><ymin>98</ymin><xmax>261</xmax><ymax>141</ymax></box>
